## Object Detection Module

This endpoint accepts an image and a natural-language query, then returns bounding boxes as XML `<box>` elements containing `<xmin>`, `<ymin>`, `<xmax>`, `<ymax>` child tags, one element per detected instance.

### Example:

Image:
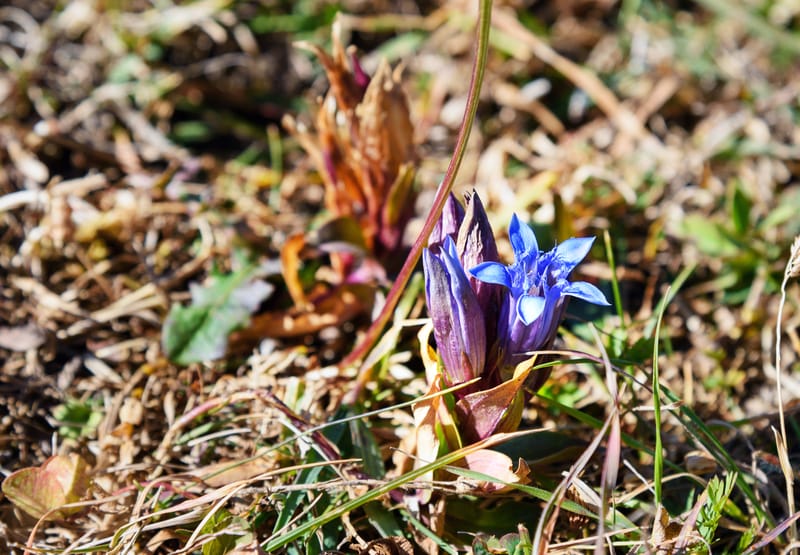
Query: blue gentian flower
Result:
<box><xmin>470</xmin><ymin>213</ymin><xmax>610</xmax><ymax>370</ymax></box>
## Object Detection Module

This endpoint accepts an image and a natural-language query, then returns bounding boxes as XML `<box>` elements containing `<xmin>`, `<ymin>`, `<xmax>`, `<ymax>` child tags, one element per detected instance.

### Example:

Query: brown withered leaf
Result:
<box><xmin>0</xmin><ymin>323</ymin><xmax>50</xmax><ymax>351</ymax></box>
<box><xmin>356</xmin><ymin>536</ymin><xmax>415</xmax><ymax>555</ymax></box>
<box><xmin>357</xmin><ymin>60</ymin><xmax>415</xmax><ymax>185</ymax></box>
<box><xmin>227</xmin><ymin>541</ymin><xmax>267</xmax><ymax>555</ymax></box>
<box><xmin>230</xmin><ymin>283</ymin><xmax>374</xmax><ymax>343</ymax></box>
<box><xmin>189</xmin><ymin>457</ymin><xmax>276</xmax><ymax>488</ymax></box>
<box><xmin>286</xmin><ymin>17</ymin><xmax>416</xmax><ymax>263</ymax></box>
<box><xmin>280</xmin><ymin>232</ymin><xmax>312</xmax><ymax>310</ymax></box>
<box><xmin>145</xmin><ymin>530</ymin><xmax>181</xmax><ymax>553</ymax></box>
<box><xmin>410</xmin><ymin>379</ymin><xmax>461</xmax><ymax>503</ymax></box>
<box><xmin>650</xmin><ymin>504</ymin><xmax>682</xmax><ymax>555</ymax></box>
<box><xmin>294</xmin><ymin>18</ymin><xmax>368</xmax><ymax>115</ymax></box>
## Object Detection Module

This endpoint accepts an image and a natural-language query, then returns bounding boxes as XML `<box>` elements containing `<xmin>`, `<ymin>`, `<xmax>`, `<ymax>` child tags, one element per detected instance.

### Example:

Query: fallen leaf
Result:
<box><xmin>189</xmin><ymin>457</ymin><xmax>275</xmax><ymax>488</ymax></box>
<box><xmin>0</xmin><ymin>323</ymin><xmax>49</xmax><ymax>351</ymax></box>
<box><xmin>458</xmin><ymin>450</ymin><xmax>530</xmax><ymax>494</ymax></box>
<box><xmin>357</xmin><ymin>536</ymin><xmax>415</xmax><ymax>555</ymax></box>
<box><xmin>280</xmin><ymin>232</ymin><xmax>311</xmax><ymax>309</ymax></box>
<box><xmin>2</xmin><ymin>454</ymin><xmax>90</xmax><ymax>520</ymax></box>
<box><xmin>231</xmin><ymin>283</ymin><xmax>373</xmax><ymax>342</ymax></box>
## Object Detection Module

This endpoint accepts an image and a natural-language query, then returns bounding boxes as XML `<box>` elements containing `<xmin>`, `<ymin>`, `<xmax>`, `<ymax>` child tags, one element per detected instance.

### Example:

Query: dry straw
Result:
<box><xmin>774</xmin><ymin>235</ymin><xmax>800</xmax><ymax>548</ymax></box>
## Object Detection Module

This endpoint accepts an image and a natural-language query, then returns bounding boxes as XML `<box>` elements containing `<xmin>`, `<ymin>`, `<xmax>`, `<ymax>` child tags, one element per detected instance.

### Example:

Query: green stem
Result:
<box><xmin>341</xmin><ymin>0</ymin><xmax>493</xmax><ymax>377</ymax></box>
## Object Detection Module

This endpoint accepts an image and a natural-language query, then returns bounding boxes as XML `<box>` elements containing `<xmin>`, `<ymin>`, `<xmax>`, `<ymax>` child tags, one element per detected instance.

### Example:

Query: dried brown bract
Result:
<box><xmin>284</xmin><ymin>19</ymin><xmax>417</xmax><ymax>268</ymax></box>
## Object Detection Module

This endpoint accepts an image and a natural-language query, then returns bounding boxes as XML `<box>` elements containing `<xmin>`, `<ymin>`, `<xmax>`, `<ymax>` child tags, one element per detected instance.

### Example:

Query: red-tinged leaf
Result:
<box><xmin>2</xmin><ymin>454</ymin><xmax>90</xmax><ymax>520</ymax></box>
<box><xmin>456</xmin><ymin>364</ymin><xmax>535</xmax><ymax>443</ymax></box>
<box><xmin>459</xmin><ymin>449</ymin><xmax>530</xmax><ymax>493</ymax></box>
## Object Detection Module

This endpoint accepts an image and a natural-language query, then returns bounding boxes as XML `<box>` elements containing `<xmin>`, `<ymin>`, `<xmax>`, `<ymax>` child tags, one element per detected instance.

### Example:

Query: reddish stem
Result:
<box><xmin>341</xmin><ymin>1</ymin><xmax>494</xmax><ymax>400</ymax></box>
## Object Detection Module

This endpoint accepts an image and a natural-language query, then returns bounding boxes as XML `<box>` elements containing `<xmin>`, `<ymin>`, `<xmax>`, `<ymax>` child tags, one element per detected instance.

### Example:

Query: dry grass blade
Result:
<box><xmin>492</xmin><ymin>8</ymin><xmax>652</xmax><ymax>144</ymax></box>
<box><xmin>774</xmin><ymin>235</ymin><xmax>800</xmax><ymax>548</ymax></box>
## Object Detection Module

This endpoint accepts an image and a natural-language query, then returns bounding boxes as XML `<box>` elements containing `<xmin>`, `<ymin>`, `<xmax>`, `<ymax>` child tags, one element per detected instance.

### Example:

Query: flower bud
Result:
<box><xmin>428</xmin><ymin>192</ymin><xmax>465</xmax><ymax>252</ymax></box>
<box><xmin>423</xmin><ymin>237</ymin><xmax>486</xmax><ymax>393</ymax></box>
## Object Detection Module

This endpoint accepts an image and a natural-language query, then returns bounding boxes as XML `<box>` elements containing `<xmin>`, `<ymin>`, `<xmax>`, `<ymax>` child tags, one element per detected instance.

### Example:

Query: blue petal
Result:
<box><xmin>517</xmin><ymin>294</ymin><xmax>546</xmax><ymax>325</ymax></box>
<box><xmin>508</xmin><ymin>214</ymin><xmax>538</xmax><ymax>259</ymax></box>
<box><xmin>554</xmin><ymin>237</ymin><xmax>595</xmax><ymax>272</ymax></box>
<box><xmin>561</xmin><ymin>281</ymin><xmax>610</xmax><ymax>306</ymax></box>
<box><xmin>470</xmin><ymin>261</ymin><xmax>511</xmax><ymax>288</ymax></box>
<box><xmin>442</xmin><ymin>235</ymin><xmax>459</xmax><ymax>260</ymax></box>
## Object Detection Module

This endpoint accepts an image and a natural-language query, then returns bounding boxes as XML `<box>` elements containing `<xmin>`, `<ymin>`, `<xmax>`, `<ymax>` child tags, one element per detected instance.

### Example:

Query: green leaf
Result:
<box><xmin>52</xmin><ymin>398</ymin><xmax>103</xmax><ymax>439</ymax></box>
<box><xmin>758</xmin><ymin>188</ymin><xmax>800</xmax><ymax>232</ymax></box>
<box><xmin>162</xmin><ymin>264</ymin><xmax>274</xmax><ymax>365</ymax></box>
<box><xmin>200</xmin><ymin>509</ymin><xmax>253</xmax><ymax>555</ymax></box>
<box><xmin>108</xmin><ymin>54</ymin><xmax>147</xmax><ymax>84</ymax></box>
<box><xmin>697</xmin><ymin>473</ymin><xmax>737</xmax><ymax>546</ymax></box>
<box><xmin>349</xmin><ymin>418</ymin><xmax>384</xmax><ymax>479</ymax></box>
<box><xmin>374</xmin><ymin>31</ymin><xmax>427</xmax><ymax>61</ymax></box>
<box><xmin>172</xmin><ymin>121</ymin><xmax>213</xmax><ymax>144</ymax></box>
<box><xmin>730</xmin><ymin>183</ymin><xmax>752</xmax><ymax>236</ymax></box>
<box><xmin>363</xmin><ymin>502</ymin><xmax>404</xmax><ymax>540</ymax></box>
<box><xmin>680</xmin><ymin>215</ymin><xmax>740</xmax><ymax>257</ymax></box>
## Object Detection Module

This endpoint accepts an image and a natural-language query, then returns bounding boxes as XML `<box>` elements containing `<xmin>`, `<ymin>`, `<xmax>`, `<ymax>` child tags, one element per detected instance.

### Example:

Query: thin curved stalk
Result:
<box><xmin>341</xmin><ymin>0</ymin><xmax>494</xmax><ymax>388</ymax></box>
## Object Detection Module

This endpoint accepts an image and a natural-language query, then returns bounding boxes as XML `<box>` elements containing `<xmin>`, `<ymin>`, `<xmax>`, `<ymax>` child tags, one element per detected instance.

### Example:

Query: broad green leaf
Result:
<box><xmin>162</xmin><ymin>264</ymin><xmax>273</xmax><ymax>365</ymax></box>
<box><xmin>758</xmin><ymin>188</ymin><xmax>800</xmax><ymax>232</ymax></box>
<box><xmin>52</xmin><ymin>398</ymin><xmax>103</xmax><ymax>439</ymax></box>
<box><xmin>201</xmin><ymin>509</ymin><xmax>252</xmax><ymax>555</ymax></box>
<box><xmin>730</xmin><ymin>183</ymin><xmax>752</xmax><ymax>236</ymax></box>
<box><xmin>108</xmin><ymin>54</ymin><xmax>147</xmax><ymax>83</ymax></box>
<box><xmin>349</xmin><ymin>418</ymin><xmax>384</xmax><ymax>479</ymax></box>
<box><xmin>449</xmin><ymin>497</ymin><xmax>541</xmax><ymax>537</ymax></box>
<box><xmin>2</xmin><ymin>454</ymin><xmax>90</xmax><ymax>520</ymax></box>
<box><xmin>680</xmin><ymin>214</ymin><xmax>740</xmax><ymax>257</ymax></box>
<box><xmin>272</xmin><ymin>465</ymin><xmax>326</xmax><ymax>538</ymax></box>
<box><xmin>363</xmin><ymin>502</ymin><xmax>404</xmax><ymax>539</ymax></box>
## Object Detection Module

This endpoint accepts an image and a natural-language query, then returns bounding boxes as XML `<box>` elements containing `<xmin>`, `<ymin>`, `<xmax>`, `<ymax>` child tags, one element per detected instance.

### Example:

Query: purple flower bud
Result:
<box><xmin>471</xmin><ymin>214</ymin><xmax>610</xmax><ymax>373</ymax></box>
<box><xmin>428</xmin><ymin>193</ymin><xmax>465</xmax><ymax>252</ymax></box>
<box><xmin>456</xmin><ymin>192</ymin><xmax>500</xmax><ymax>317</ymax></box>
<box><xmin>423</xmin><ymin>237</ymin><xmax>486</xmax><ymax>393</ymax></box>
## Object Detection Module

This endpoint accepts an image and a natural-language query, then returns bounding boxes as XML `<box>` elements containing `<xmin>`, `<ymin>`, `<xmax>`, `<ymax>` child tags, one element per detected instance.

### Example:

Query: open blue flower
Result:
<box><xmin>470</xmin><ymin>214</ymin><xmax>609</xmax><ymax>369</ymax></box>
